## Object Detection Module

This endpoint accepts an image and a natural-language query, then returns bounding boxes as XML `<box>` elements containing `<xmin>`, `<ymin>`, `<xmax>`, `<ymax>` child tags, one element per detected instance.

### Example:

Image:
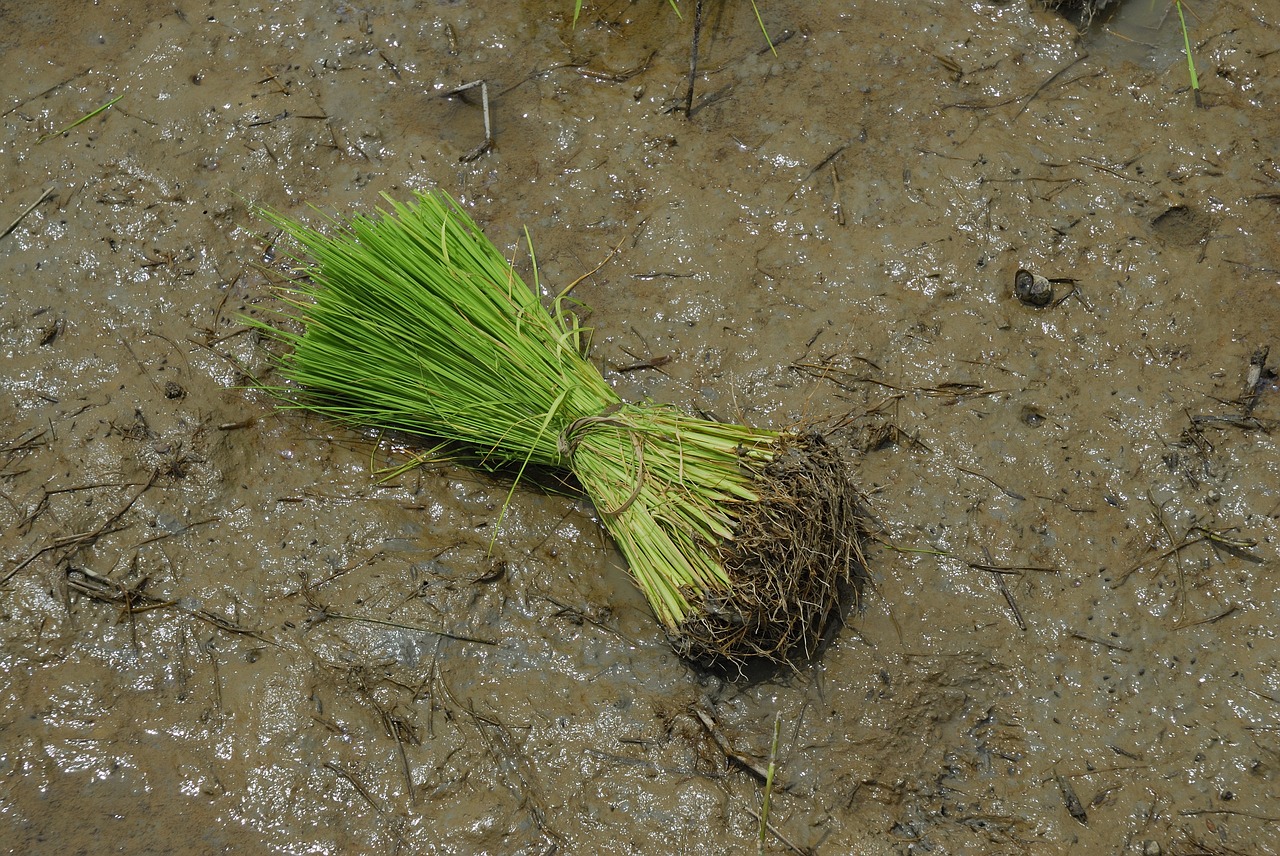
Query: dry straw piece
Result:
<box><xmin>258</xmin><ymin>191</ymin><xmax>863</xmax><ymax>665</ymax></box>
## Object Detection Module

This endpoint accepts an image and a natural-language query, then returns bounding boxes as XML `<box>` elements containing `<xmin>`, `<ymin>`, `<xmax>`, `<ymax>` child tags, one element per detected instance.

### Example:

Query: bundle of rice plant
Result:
<box><xmin>258</xmin><ymin>191</ymin><xmax>863</xmax><ymax>665</ymax></box>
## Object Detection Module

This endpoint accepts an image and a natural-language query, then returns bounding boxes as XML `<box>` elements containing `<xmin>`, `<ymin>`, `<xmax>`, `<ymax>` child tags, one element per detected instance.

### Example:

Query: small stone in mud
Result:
<box><xmin>1014</xmin><ymin>269</ymin><xmax>1053</xmax><ymax>307</ymax></box>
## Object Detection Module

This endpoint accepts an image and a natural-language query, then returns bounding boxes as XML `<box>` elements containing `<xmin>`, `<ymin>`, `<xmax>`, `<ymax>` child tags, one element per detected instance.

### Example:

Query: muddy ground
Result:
<box><xmin>2</xmin><ymin>0</ymin><xmax>1279</xmax><ymax>853</ymax></box>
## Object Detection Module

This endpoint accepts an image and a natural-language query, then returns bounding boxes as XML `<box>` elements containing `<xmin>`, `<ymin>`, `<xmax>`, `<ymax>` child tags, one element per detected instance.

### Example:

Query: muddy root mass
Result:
<box><xmin>676</xmin><ymin>432</ymin><xmax>865</xmax><ymax>665</ymax></box>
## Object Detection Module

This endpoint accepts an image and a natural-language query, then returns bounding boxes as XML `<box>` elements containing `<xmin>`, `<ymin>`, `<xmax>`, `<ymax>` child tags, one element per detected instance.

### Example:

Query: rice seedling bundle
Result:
<box><xmin>260</xmin><ymin>191</ymin><xmax>862</xmax><ymax>665</ymax></box>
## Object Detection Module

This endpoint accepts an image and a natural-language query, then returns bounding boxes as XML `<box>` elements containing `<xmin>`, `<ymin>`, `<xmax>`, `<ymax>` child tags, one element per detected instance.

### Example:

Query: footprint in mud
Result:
<box><xmin>1150</xmin><ymin>204</ymin><xmax>1213</xmax><ymax>246</ymax></box>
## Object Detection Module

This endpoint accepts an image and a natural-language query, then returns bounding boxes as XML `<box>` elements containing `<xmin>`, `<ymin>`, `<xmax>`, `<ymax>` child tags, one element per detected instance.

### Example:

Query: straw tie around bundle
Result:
<box><xmin>556</xmin><ymin>404</ymin><xmax>645</xmax><ymax>516</ymax></box>
<box><xmin>257</xmin><ymin>190</ymin><xmax>864</xmax><ymax>665</ymax></box>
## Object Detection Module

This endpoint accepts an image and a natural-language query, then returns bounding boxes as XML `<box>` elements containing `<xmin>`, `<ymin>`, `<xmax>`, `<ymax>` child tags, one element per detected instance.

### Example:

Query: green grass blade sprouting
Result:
<box><xmin>1175</xmin><ymin>1</ymin><xmax>1201</xmax><ymax>107</ymax></box>
<box><xmin>37</xmin><ymin>94</ymin><xmax>124</xmax><ymax>144</ymax></box>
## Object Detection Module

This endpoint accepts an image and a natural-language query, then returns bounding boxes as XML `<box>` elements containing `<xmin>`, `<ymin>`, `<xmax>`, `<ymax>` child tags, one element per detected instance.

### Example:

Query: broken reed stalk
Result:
<box><xmin>258</xmin><ymin>191</ymin><xmax>862</xmax><ymax>665</ymax></box>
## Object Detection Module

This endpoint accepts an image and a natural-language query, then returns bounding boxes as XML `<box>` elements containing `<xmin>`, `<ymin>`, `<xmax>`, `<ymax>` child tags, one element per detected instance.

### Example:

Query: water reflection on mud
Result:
<box><xmin>2</xmin><ymin>0</ymin><xmax>1278</xmax><ymax>853</ymax></box>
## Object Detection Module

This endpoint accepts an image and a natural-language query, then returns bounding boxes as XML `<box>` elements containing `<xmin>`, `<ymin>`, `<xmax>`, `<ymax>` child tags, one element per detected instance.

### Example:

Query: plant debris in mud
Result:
<box><xmin>1037</xmin><ymin>0</ymin><xmax>1121</xmax><ymax>27</ymax></box>
<box><xmin>255</xmin><ymin>191</ymin><xmax>866</xmax><ymax>666</ymax></box>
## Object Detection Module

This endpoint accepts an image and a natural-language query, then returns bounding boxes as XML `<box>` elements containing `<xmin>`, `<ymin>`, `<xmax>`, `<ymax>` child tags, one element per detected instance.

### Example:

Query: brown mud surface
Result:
<box><xmin>2</xmin><ymin>1</ymin><xmax>1279</xmax><ymax>853</ymax></box>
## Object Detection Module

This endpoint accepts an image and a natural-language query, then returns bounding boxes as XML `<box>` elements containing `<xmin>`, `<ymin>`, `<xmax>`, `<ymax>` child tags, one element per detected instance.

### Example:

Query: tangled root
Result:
<box><xmin>674</xmin><ymin>431</ymin><xmax>866</xmax><ymax>667</ymax></box>
<box><xmin>1036</xmin><ymin>0</ymin><xmax>1118</xmax><ymax>27</ymax></box>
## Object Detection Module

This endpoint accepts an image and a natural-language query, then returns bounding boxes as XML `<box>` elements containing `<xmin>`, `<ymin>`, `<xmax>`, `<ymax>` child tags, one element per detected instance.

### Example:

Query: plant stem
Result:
<box><xmin>758</xmin><ymin>712</ymin><xmax>781</xmax><ymax>854</ymax></box>
<box><xmin>37</xmin><ymin>94</ymin><xmax>124</xmax><ymax>144</ymax></box>
<box><xmin>1175</xmin><ymin>1</ymin><xmax>1201</xmax><ymax>108</ymax></box>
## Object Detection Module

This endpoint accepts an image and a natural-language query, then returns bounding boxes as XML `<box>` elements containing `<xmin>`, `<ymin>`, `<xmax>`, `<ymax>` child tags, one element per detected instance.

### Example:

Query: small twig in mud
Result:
<box><xmin>694</xmin><ymin>709</ymin><xmax>770</xmax><ymax>782</ymax></box>
<box><xmin>1050</xmin><ymin>278</ymin><xmax>1091</xmax><ymax>311</ymax></box>
<box><xmin>5</xmin><ymin>471</ymin><xmax>158</xmax><ymax>583</ymax></box>
<box><xmin>572</xmin><ymin>52</ymin><xmax>656</xmax><ymax>83</ymax></box>
<box><xmin>391</xmin><ymin>712</ymin><xmax>415</xmax><ymax>804</ymax></box>
<box><xmin>1172</xmin><ymin>604</ymin><xmax>1239</xmax><ymax>629</ymax></box>
<box><xmin>1013</xmin><ymin>53</ymin><xmax>1089</xmax><ymax>120</ymax></box>
<box><xmin>1076</xmin><ymin>155</ymin><xmax>1151</xmax><ymax>186</ymax></box>
<box><xmin>800</xmin><ymin>144</ymin><xmax>849</xmax><ymax>184</ymax></box>
<box><xmin>134</xmin><ymin>516</ymin><xmax>221</xmax><ymax>547</ymax></box>
<box><xmin>955</xmin><ymin>465</ymin><xmax>1026</xmax><ymax>501</ymax></box>
<box><xmin>584</xmin><ymin>747</ymin><xmax>677</xmax><ymax>777</ymax></box>
<box><xmin>926</xmin><ymin>48</ymin><xmax>966</xmax><ymax>82</ymax></box>
<box><xmin>535</xmin><ymin>592</ymin><xmax>640</xmax><ymax>648</ymax></box>
<box><xmin>296</xmin><ymin>568</ymin><xmax>496</xmax><ymax>639</ymax></box>
<box><xmin>1069</xmin><ymin>631</ymin><xmax>1132</xmax><ymax>652</ymax></box>
<box><xmin>739</xmin><ymin>799</ymin><xmax>811</xmax><ymax>856</ymax></box>
<box><xmin>3</xmin><ymin>67</ymin><xmax>91</xmax><ymax>118</ymax></box>
<box><xmin>378</xmin><ymin>50</ymin><xmax>401</xmax><ymax>79</ymax></box>
<box><xmin>880</xmin><ymin>544</ymin><xmax>1056</xmax><ymax>631</ymax></box>
<box><xmin>205</xmin><ymin>637</ymin><xmax>224</xmax><ymax>712</ymax></box>
<box><xmin>944</xmin><ymin>68</ymin><xmax>1098</xmax><ymax>113</ymax></box>
<box><xmin>1113</xmin><ymin>492</ymin><xmax>1188</xmax><ymax>611</ymax></box>
<box><xmin>1</xmin><ymin>186</ymin><xmax>55</xmax><ymax>241</ymax></box>
<box><xmin>324</xmin><ymin>761</ymin><xmax>387</xmax><ymax>814</ymax></box>
<box><xmin>875</xmin><ymin>538</ymin><xmax>947</xmax><ymax>559</ymax></box>
<box><xmin>886</xmin><ymin>540</ymin><xmax>1062</xmax><ymax>579</ymax></box>
<box><xmin>1179</xmin><ymin>807</ymin><xmax>1280</xmax><ymax>823</ymax></box>
<box><xmin>631</xmin><ymin>271</ymin><xmax>696</xmax><ymax>281</ymax></box>
<box><xmin>1113</xmin><ymin>509</ymin><xmax>1259</xmax><ymax>590</ymax></box>
<box><xmin>257</xmin><ymin>66</ymin><xmax>290</xmax><ymax>95</ymax></box>
<box><xmin>1190</xmin><ymin>413</ymin><xmax>1275</xmax><ymax>431</ymax></box>
<box><xmin>194</xmin><ymin>606</ymin><xmax>263</xmax><ymax>638</ymax></box>
<box><xmin>561</xmin><ymin>231</ymin><xmax>627</xmax><ymax>298</ymax></box>
<box><xmin>444</xmin><ymin>80</ymin><xmax>492</xmax><ymax>162</ymax></box>
<box><xmin>791</xmin><ymin>360</ymin><xmax>1008</xmax><ymax>402</ymax></box>
<box><xmin>978</xmin><ymin>548</ymin><xmax>1027</xmax><ymax>631</ymax></box>
<box><xmin>0</xmin><ymin>426</ymin><xmax>47</xmax><ymax>460</ymax></box>
<box><xmin>1242</xmin><ymin>345</ymin><xmax>1272</xmax><ymax>415</ymax></box>
<box><xmin>438</xmin><ymin>674</ymin><xmax>559</xmax><ymax>845</ymax></box>
<box><xmin>786</xmin><ymin>143</ymin><xmax>849</xmax><ymax>206</ymax></box>
<box><xmin>288</xmin><ymin>552</ymin><xmax>385</xmax><ymax>594</ymax></box>
<box><xmin>831</xmin><ymin>164</ymin><xmax>846</xmax><ymax>226</ymax></box>
<box><xmin>320</xmin><ymin>607</ymin><xmax>500</xmax><ymax>647</ymax></box>
<box><xmin>64</xmin><ymin>565</ymin><xmax>266</xmax><ymax>641</ymax></box>
<box><xmin>203</xmin><ymin>269</ymin><xmax>242</xmax><ymax>337</ymax></box>
<box><xmin>1055</xmin><ymin>770</ymin><xmax>1089</xmax><ymax>824</ymax></box>
<box><xmin>757</xmin><ymin>713</ymin><xmax>781</xmax><ymax>855</ymax></box>
<box><xmin>1186</xmin><ymin>525</ymin><xmax>1260</xmax><ymax>557</ymax></box>
<box><xmin>612</xmin><ymin>354</ymin><xmax>672</xmax><ymax>374</ymax></box>
<box><xmin>683</xmin><ymin>0</ymin><xmax>706</xmax><ymax>118</ymax></box>
<box><xmin>417</xmin><ymin>636</ymin><xmax>444</xmax><ymax>740</ymax></box>
<box><xmin>349</xmin><ymin>680</ymin><xmax>420</xmax><ymax>805</ymax></box>
<box><xmin>965</xmin><ymin>561</ymin><xmax>1062</xmax><ymax>576</ymax></box>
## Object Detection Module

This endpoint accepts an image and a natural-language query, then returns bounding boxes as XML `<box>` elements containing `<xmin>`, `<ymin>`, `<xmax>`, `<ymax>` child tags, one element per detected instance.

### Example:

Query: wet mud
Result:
<box><xmin>2</xmin><ymin>0</ymin><xmax>1279</xmax><ymax>853</ymax></box>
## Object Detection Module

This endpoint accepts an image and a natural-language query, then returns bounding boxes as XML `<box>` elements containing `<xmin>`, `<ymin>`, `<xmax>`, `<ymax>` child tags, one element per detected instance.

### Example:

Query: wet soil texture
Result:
<box><xmin>2</xmin><ymin>1</ymin><xmax>1279</xmax><ymax>853</ymax></box>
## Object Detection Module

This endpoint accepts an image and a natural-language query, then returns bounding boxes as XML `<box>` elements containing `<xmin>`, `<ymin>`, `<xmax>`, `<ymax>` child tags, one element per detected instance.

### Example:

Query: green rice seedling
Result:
<box><xmin>1174</xmin><ymin>0</ymin><xmax>1201</xmax><ymax>106</ymax></box>
<box><xmin>257</xmin><ymin>191</ymin><xmax>862</xmax><ymax>665</ymax></box>
<box><xmin>36</xmin><ymin>93</ymin><xmax>123</xmax><ymax>144</ymax></box>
